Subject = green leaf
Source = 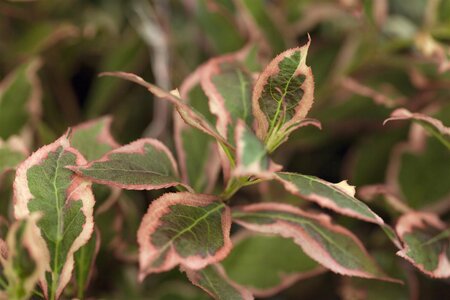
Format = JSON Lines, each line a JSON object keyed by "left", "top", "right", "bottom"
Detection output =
{"left": 175, "top": 71, "right": 221, "bottom": 193}
{"left": 74, "top": 227, "right": 100, "bottom": 300}
{"left": 200, "top": 46, "right": 254, "bottom": 144}
{"left": 396, "top": 212, "right": 450, "bottom": 278}
{"left": 137, "top": 193, "right": 231, "bottom": 279}
{"left": 234, "top": 120, "right": 280, "bottom": 177}
{"left": 71, "top": 138, "right": 187, "bottom": 191}
{"left": 252, "top": 40, "right": 314, "bottom": 151}
{"left": 13, "top": 134, "right": 95, "bottom": 300}
{"left": 232, "top": 203, "right": 397, "bottom": 282}
{"left": 1, "top": 214, "right": 46, "bottom": 300}
{"left": 390, "top": 137, "right": 450, "bottom": 209}
{"left": 384, "top": 108, "right": 450, "bottom": 150}
{"left": 0, "top": 137, "right": 27, "bottom": 178}
{"left": 222, "top": 232, "right": 323, "bottom": 297}
{"left": 99, "top": 72, "right": 232, "bottom": 149}
{"left": 70, "top": 116, "right": 120, "bottom": 161}
{"left": 275, "top": 172, "right": 384, "bottom": 224}
{"left": 0, "top": 58, "right": 42, "bottom": 139}
{"left": 184, "top": 265, "right": 253, "bottom": 300}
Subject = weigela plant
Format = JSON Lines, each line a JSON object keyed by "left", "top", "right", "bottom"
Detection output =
{"left": 1, "top": 36, "right": 450, "bottom": 300}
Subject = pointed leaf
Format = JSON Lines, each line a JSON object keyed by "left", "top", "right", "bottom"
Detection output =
{"left": 222, "top": 231, "right": 324, "bottom": 297}
{"left": 200, "top": 46, "right": 254, "bottom": 144}
{"left": 71, "top": 116, "right": 120, "bottom": 161}
{"left": 138, "top": 193, "right": 231, "bottom": 279}
{"left": 1, "top": 213, "right": 47, "bottom": 300}
{"left": 252, "top": 39, "right": 314, "bottom": 147}
{"left": 234, "top": 120, "right": 281, "bottom": 177}
{"left": 184, "top": 265, "right": 253, "bottom": 300}
{"left": 275, "top": 172, "right": 384, "bottom": 224}
{"left": 384, "top": 108, "right": 450, "bottom": 150}
{"left": 0, "top": 58, "right": 42, "bottom": 139}
{"left": 13, "top": 134, "right": 95, "bottom": 299}
{"left": 71, "top": 138, "right": 188, "bottom": 191}
{"left": 232, "top": 203, "right": 396, "bottom": 282}
{"left": 396, "top": 212, "right": 450, "bottom": 278}
{"left": 74, "top": 227, "right": 100, "bottom": 299}
{"left": 99, "top": 72, "right": 232, "bottom": 149}
{"left": 0, "top": 137, "right": 28, "bottom": 178}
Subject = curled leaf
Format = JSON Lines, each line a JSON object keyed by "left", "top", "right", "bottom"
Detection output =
{"left": 99, "top": 72, "right": 231, "bottom": 149}
{"left": 138, "top": 193, "right": 231, "bottom": 279}
{"left": 13, "top": 134, "right": 95, "bottom": 299}
{"left": 396, "top": 212, "right": 450, "bottom": 278}
{"left": 71, "top": 138, "right": 188, "bottom": 191}
{"left": 184, "top": 264, "right": 253, "bottom": 300}
{"left": 233, "top": 203, "right": 398, "bottom": 282}
{"left": 384, "top": 108, "right": 450, "bottom": 150}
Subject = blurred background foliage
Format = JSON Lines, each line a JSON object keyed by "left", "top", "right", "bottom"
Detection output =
{"left": 1, "top": 0, "right": 450, "bottom": 299}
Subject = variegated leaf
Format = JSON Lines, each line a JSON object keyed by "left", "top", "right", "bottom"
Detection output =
{"left": 200, "top": 46, "right": 254, "bottom": 144}
{"left": 384, "top": 108, "right": 450, "bottom": 150}
{"left": 184, "top": 265, "right": 253, "bottom": 300}
{"left": 396, "top": 212, "right": 450, "bottom": 278}
{"left": 1, "top": 213, "right": 46, "bottom": 300}
{"left": 233, "top": 203, "right": 397, "bottom": 282}
{"left": 275, "top": 172, "right": 384, "bottom": 224}
{"left": 0, "top": 58, "right": 42, "bottom": 139}
{"left": 175, "top": 68, "right": 221, "bottom": 193}
{"left": 234, "top": 120, "right": 281, "bottom": 177}
{"left": 222, "top": 231, "right": 324, "bottom": 297}
{"left": 71, "top": 138, "right": 188, "bottom": 191}
{"left": 138, "top": 193, "right": 231, "bottom": 279}
{"left": 70, "top": 116, "right": 120, "bottom": 161}
{"left": 252, "top": 39, "right": 314, "bottom": 150}
{"left": 13, "top": 134, "right": 95, "bottom": 299}
{"left": 99, "top": 72, "right": 231, "bottom": 149}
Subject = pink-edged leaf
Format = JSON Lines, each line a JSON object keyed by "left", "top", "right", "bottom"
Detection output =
{"left": 252, "top": 38, "right": 314, "bottom": 149}
{"left": 222, "top": 231, "right": 325, "bottom": 297}
{"left": 184, "top": 264, "right": 254, "bottom": 300}
{"left": 13, "top": 134, "right": 95, "bottom": 299}
{"left": 200, "top": 45, "right": 254, "bottom": 143}
{"left": 71, "top": 116, "right": 120, "bottom": 161}
{"left": 234, "top": 120, "right": 281, "bottom": 177}
{"left": 99, "top": 72, "right": 232, "bottom": 149}
{"left": 232, "top": 203, "right": 399, "bottom": 282}
{"left": 275, "top": 172, "right": 384, "bottom": 224}
{"left": 174, "top": 67, "right": 221, "bottom": 193}
{"left": 70, "top": 138, "right": 189, "bottom": 191}
{"left": 0, "top": 58, "right": 42, "bottom": 140}
{"left": 138, "top": 192, "right": 231, "bottom": 279}
{"left": 74, "top": 227, "right": 100, "bottom": 298}
{"left": 384, "top": 108, "right": 450, "bottom": 150}
{"left": 396, "top": 212, "right": 450, "bottom": 278}
{"left": 1, "top": 213, "right": 47, "bottom": 300}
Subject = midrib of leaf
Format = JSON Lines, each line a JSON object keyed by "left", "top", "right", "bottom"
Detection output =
{"left": 233, "top": 211, "right": 364, "bottom": 270}
{"left": 203, "top": 270, "right": 220, "bottom": 297}
{"left": 156, "top": 203, "right": 225, "bottom": 256}
{"left": 267, "top": 60, "right": 297, "bottom": 142}
{"left": 50, "top": 149, "right": 64, "bottom": 300}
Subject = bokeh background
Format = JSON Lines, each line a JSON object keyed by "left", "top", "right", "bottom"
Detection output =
{"left": 1, "top": 0, "right": 450, "bottom": 299}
